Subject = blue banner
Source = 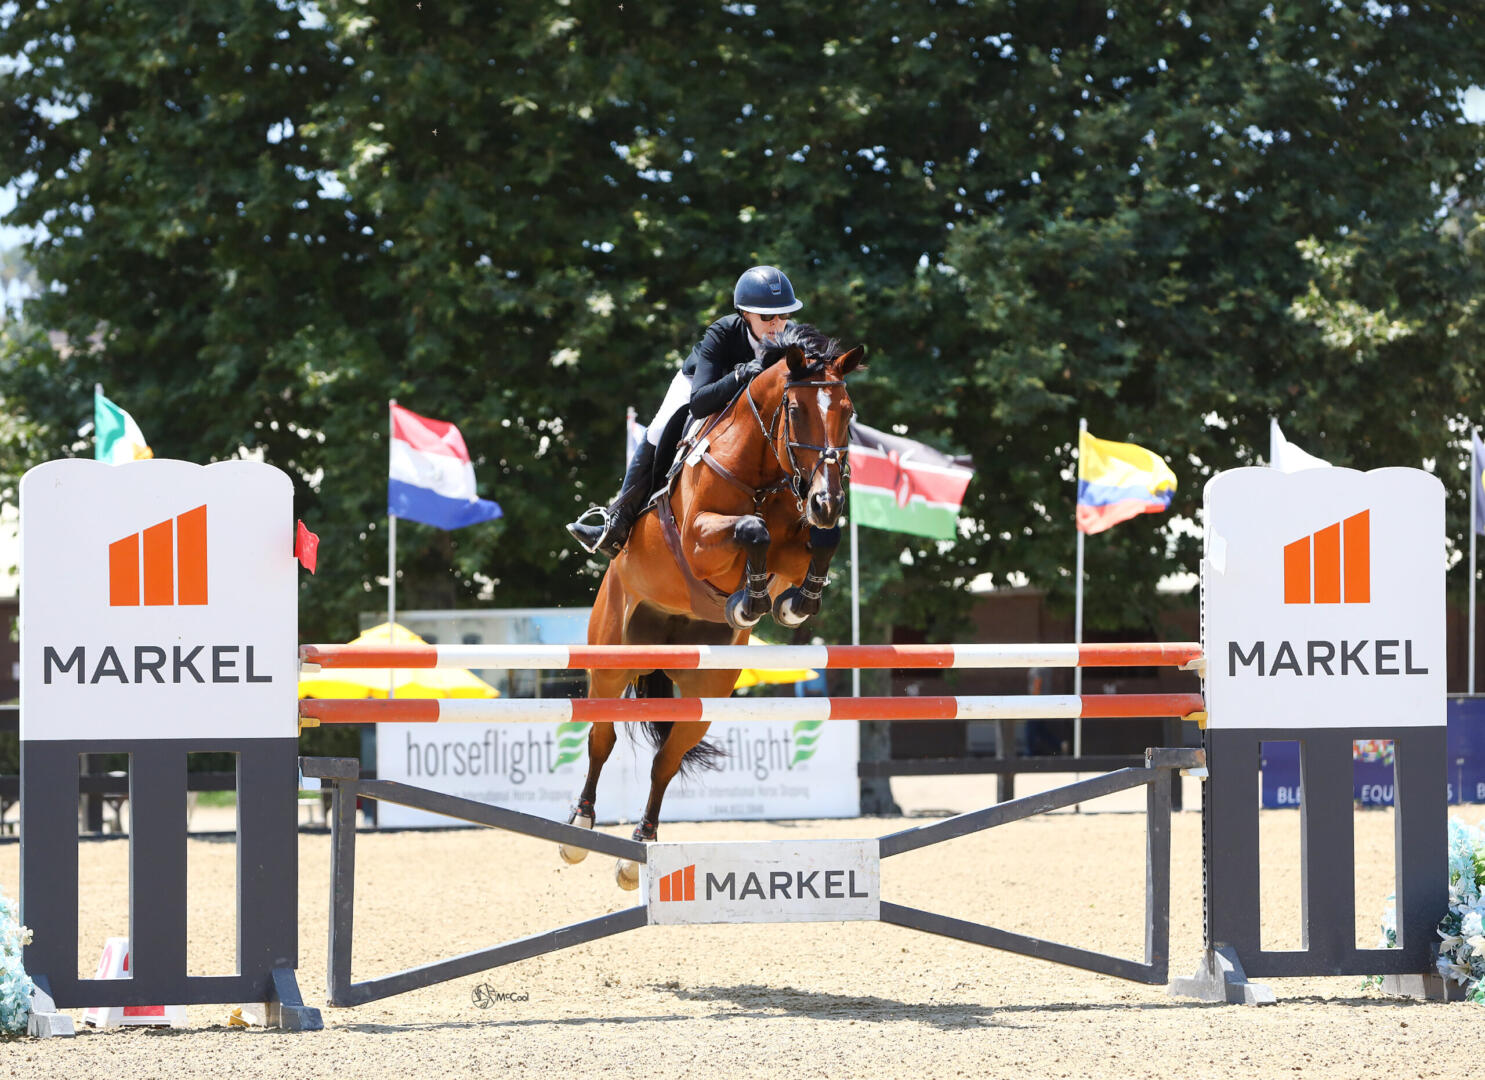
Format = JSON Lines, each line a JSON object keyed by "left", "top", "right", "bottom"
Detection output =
{"left": 1259, "top": 697, "right": 1485, "bottom": 807}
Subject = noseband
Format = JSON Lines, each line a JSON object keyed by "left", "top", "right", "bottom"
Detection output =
{"left": 744, "top": 374, "right": 852, "bottom": 510}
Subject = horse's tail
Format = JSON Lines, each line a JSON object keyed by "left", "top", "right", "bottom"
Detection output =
{"left": 631, "top": 671, "right": 727, "bottom": 776}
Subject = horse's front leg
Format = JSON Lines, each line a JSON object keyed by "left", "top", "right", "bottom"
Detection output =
{"left": 691, "top": 510, "right": 772, "bottom": 630}
{"left": 773, "top": 525, "right": 840, "bottom": 628}
{"left": 559, "top": 666, "right": 627, "bottom": 864}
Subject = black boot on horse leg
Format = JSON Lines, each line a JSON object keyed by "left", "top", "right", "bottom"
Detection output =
{"left": 567, "top": 441, "right": 657, "bottom": 558}
{"left": 774, "top": 525, "right": 841, "bottom": 628}
{"left": 724, "top": 515, "right": 772, "bottom": 630}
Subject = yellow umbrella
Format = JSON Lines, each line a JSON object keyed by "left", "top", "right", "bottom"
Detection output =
{"left": 733, "top": 634, "right": 820, "bottom": 690}
{"left": 298, "top": 622, "right": 500, "bottom": 699}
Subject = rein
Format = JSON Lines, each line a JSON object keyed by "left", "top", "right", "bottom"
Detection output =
{"left": 742, "top": 374, "right": 852, "bottom": 509}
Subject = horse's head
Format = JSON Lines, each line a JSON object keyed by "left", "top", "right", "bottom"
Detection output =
{"left": 757, "top": 326, "right": 866, "bottom": 530}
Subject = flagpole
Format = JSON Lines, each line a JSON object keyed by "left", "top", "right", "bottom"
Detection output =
{"left": 388, "top": 400, "right": 397, "bottom": 701}
{"left": 850, "top": 515, "right": 861, "bottom": 698}
{"left": 1073, "top": 418, "right": 1087, "bottom": 759}
{"left": 1472, "top": 429, "right": 1478, "bottom": 694}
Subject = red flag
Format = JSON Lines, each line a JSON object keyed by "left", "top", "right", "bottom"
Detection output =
{"left": 295, "top": 520, "right": 320, "bottom": 574}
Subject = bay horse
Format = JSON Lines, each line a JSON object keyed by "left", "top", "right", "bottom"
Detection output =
{"left": 560, "top": 325, "right": 865, "bottom": 888}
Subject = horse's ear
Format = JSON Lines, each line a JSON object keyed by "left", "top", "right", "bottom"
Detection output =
{"left": 785, "top": 345, "right": 808, "bottom": 377}
{"left": 834, "top": 344, "right": 867, "bottom": 375}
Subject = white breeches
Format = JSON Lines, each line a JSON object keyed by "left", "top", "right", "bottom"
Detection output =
{"left": 645, "top": 370, "right": 693, "bottom": 447}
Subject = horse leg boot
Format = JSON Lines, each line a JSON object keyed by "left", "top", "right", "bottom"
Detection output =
{"left": 724, "top": 515, "right": 772, "bottom": 631}
{"left": 558, "top": 721, "right": 617, "bottom": 864}
{"left": 566, "top": 441, "right": 657, "bottom": 558}
{"left": 773, "top": 526, "right": 841, "bottom": 628}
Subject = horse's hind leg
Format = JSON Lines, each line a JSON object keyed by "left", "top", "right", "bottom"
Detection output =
{"left": 615, "top": 719, "right": 713, "bottom": 891}
{"left": 773, "top": 525, "right": 841, "bottom": 628}
{"left": 558, "top": 719, "right": 617, "bottom": 864}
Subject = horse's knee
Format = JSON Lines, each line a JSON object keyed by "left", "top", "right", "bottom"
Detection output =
{"left": 588, "top": 722, "right": 617, "bottom": 762}
{"left": 733, "top": 515, "right": 769, "bottom": 554}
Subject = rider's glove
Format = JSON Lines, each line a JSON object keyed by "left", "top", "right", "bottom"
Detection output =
{"left": 736, "top": 359, "right": 765, "bottom": 383}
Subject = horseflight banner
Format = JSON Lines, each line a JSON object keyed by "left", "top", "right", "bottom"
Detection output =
{"left": 1202, "top": 466, "right": 1445, "bottom": 730}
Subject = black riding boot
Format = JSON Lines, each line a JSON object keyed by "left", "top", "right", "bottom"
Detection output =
{"left": 566, "top": 441, "right": 657, "bottom": 558}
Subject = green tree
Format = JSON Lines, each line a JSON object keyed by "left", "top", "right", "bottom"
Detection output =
{"left": 1, "top": 1, "right": 1483, "bottom": 645}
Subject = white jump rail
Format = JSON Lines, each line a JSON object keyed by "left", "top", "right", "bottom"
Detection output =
{"left": 299, "top": 641, "right": 1205, "bottom": 673}
{"left": 297, "top": 692, "right": 1207, "bottom": 726}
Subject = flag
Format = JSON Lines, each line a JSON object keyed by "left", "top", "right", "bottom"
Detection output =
{"left": 388, "top": 403, "right": 503, "bottom": 530}
{"left": 847, "top": 421, "right": 974, "bottom": 541}
{"left": 1473, "top": 430, "right": 1485, "bottom": 536}
{"left": 626, "top": 406, "right": 647, "bottom": 464}
{"left": 295, "top": 520, "right": 320, "bottom": 574}
{"left": 1270, "top": 419, "right": 1330, "bottom": 473}
{"left": 1076, "top": 429, "right": 1177, "bottom": 535}
{"left": 94, "top": 387, "right": 152, "bottom": 464}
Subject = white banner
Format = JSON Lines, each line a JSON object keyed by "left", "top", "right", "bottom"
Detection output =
{"left": 645, "top": 840, "right": 879, "bottom": 924}
{"left": 1202, "top": 466, "right": 1444, "bottom": 729}
{"left": 20, "top": 459, "right": 297, "bottom": 741}
{"left": 374, "top": 715, "right": 860, "bottom": 828}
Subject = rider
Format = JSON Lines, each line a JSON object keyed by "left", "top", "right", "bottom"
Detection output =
{"left": 566, "top": 265, "right": 804, "bottom": 558}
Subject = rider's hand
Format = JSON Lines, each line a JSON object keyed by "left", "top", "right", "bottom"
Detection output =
{"left": 737, "top": 359, "right": 765, "bottom": 382}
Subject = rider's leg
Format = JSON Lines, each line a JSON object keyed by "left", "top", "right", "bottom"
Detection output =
{"left": 566, "top": 440, "right": 656, "bottom": 557}
{"left": 567, "top": 370, "right": 688, "bottom": 557}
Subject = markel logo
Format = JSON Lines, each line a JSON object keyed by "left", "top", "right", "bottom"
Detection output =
{"left": 41, "top": 502, "right": 274, "bottom": 686}
{"left": 1283, "top": 509, "right": 1370, "bottom": 605}
{"left": 109, "top": 504, "right": 209, "bottom": 607}
{"left": 657, "top": 865, "right": 696, "bottom": 903}
{"left": 1227, "top": 506, "right": 1428, "bottom": 680}
{"left": 656, "top": 862, "right": 869, "bottom": 903}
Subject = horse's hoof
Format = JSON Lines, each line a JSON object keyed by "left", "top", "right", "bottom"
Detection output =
{"left": 558, "top": 810, "right": 594, "bottom": 864}
{"left": 725, "top": 590, "right": 764, "bottom": 630}
{"left": 615, "top": 858, "right": 641, "bottom": 891}
{"left": 772, "top": 587, "right": 815, "bottom": 628}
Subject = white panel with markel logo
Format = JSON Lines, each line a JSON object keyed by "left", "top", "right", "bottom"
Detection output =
{"left": 20, "top": 459, "right": 297, "bottom": 741}
{"left": 645, "top": 840, "right": 879, "bottom": 924}
{"left": 1202, "top": 467, "right": 1444, "bottom": 729}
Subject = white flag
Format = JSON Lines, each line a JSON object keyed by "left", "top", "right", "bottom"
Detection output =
{"left": 1269, "top": 419, "right": 1330, "bottom": 473}
{"left": 626, "top": 406, "right": 647, "bottom": 464}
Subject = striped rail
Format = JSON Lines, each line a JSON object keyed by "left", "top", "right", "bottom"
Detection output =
{"left": 299, "top": 642, "right": 1204, "bottom": 672}
{"left": 297, "top": 692, "right": 1207, "bottom": 726}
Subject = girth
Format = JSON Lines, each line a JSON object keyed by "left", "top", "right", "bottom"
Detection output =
{"left": 654, "top": 494, "right": 732, "bottom": 623}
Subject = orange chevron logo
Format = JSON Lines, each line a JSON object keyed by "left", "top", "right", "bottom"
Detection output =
{"left": 1283, "top": 509, "right": 1370, "bottom": 605}
{"left": 657, "top": 864, "right": 696, "bottom": 902}
{"left": 109, "top": 505, "right": 208, "bottom": 607}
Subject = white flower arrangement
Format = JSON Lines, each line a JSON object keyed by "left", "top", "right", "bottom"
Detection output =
{"left": 1435, "top": 819, "right": 1485, "bottom": 1002}
{"left": 1377, "top": 819, "right": 1485, "bottom": 1002}
{"left": 0, "top": 886, "right": 36, "bottom": 1035}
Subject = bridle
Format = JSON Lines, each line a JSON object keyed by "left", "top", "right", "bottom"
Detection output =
{"left": 743, "top": 371, "right": 852, "bottom": 511}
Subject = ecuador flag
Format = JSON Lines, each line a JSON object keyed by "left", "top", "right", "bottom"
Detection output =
{"left": 1076, "top": 430, "right": 1177, "bottom": 535}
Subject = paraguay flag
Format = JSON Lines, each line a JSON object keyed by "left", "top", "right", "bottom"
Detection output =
{"left": 388, "top": 403, "right": 503, "bottom": 530}
{"left": 1076, "top": 429, "right": 1177, "bottom": 535}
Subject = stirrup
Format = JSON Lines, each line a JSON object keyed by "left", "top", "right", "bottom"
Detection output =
{"left": 567, "top": 506, "right": 610, "bottom": 554}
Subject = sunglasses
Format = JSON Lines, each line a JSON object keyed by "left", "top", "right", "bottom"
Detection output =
{"left": 752, "top": 312, "right": 787, "bottom": 323}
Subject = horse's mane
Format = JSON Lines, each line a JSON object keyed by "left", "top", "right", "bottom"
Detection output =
{"left": 761, "top": 324, "right": 841, "bottom": 379}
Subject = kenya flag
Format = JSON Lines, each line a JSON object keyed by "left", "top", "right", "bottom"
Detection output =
{"left": 848, "top": 421, "right": 974, "bottom": 541}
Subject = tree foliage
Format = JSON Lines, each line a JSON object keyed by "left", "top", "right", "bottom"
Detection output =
{"left": 2, "top": 1, "right": 1483, "bottom": 642}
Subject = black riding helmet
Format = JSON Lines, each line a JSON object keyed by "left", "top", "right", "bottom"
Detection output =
{"left": 733, "top": 265, "right": 804, "bottom": 315}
